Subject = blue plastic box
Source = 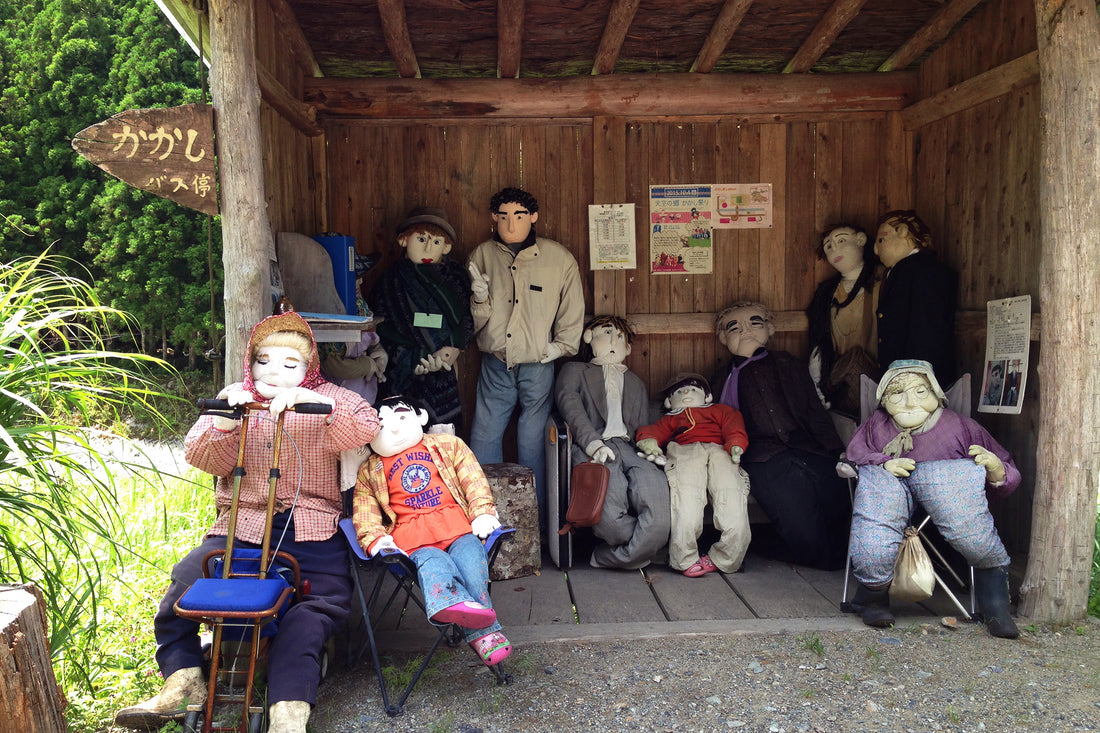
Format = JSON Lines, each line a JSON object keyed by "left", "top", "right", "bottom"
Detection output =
{"left": 312, "top": 235, "right": 357, "bottom": 316}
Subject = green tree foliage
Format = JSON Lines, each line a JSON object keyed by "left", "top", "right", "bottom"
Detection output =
{"left": 0, "top": 0, "right": 222, "bottom": 361}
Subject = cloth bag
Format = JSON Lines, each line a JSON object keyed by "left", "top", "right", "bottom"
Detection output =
{"left": 558, "top": 461, "right": 610, "bottom": 535}
{"left": 889, "top": 526, "right": 935, "bottom": 602}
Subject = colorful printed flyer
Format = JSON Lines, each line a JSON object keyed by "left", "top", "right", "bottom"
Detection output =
{"left": 649, "top": 185, "right": 713, "bottom": 275}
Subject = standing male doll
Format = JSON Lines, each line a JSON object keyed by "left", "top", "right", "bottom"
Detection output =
{"left": 467, "top": 187, "right": 584, "bottom": 532}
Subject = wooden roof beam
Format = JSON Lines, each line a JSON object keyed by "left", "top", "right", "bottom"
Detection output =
{"left": 497, "top": 0, "right": 525, "bottom": 78}
{"left": 377, "top": 0, "right": 420, "bottom": 78}
{"left": 269, "top": 0, "right": 321, "bottom": 77}
{"left": 591, "top": 0, "right": 641, "bottom": 75}
{"left": 305, "top": 71, "right": 917, "bottom": 118}
{"left": 878, "top": 0, "right": 985, "bottom": 72}
{"left": 783, "top": 0, "right": 869, "bottom": 74}
{"left": 690, "top": 0, "right": 755, "bottom": 74}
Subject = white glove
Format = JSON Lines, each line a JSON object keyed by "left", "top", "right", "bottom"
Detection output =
{"left": 212, "top": 383, "right": 250, "bottom": 431}
{"left": 471, "top": 513, "right": 501, "bottom": 540}
{"left": 468, "top": 262, "right": 490, "bottom": 302}
{"left": 585, "top": 440, "right": 615, "bottom": 464}
{"left": 730, "top": 446, "right": 743, "bottom": 464}
{"left": 883, "top": 457, "right": 916, "bottom": 478}
{"left": 368, "top": 535, "right": 405, "bottom": 557}
{"left": 969, "top": 445, "right": 1006, "bottom": 484}
{"left": 267, "top": 387, "right": 335, "bottom": 419}
{"left": 539, "top": 342, "right": 564, "bottom": 364}
{"left": 414, "top": 353, "right": 445, "bottom": 375}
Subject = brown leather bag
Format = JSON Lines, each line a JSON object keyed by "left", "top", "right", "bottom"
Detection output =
{"left": 557, "top": 461, "right": 610, "bottom": 535}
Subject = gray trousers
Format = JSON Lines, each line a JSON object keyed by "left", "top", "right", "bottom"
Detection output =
{"left": 573, "top": 437, "right": 671, "bottom": 569}
{"left": 665, "top": 441, "right": 751, "bottom": 573}
{"left": 849, "top": 459, "right": 1010, "bottom": 588}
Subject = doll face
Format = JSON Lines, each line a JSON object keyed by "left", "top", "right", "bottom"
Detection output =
{"left": 400, "top": 228, "right": 452, "bottom": 264}
{"left": 250, "top": 345, "right": 308, "bottom": 399}
{"left": 491, "top": 200, "right": 538, "bottom": 245}
{"left": 716, "top": 305, "right": 774, "bottom": 358}
{"left": 822, "top": 227, "right": 866, "bottom": 278}
{"left": 874, "top": 222, "right": 913, "bottom": 268}
{"left": 882, "top": 373, "right": 941, "bottom": 429}
{"left": 370, "top": 403, "right": 428, "bottom": 458}
{"left": 586, "top": 324, "right": 631, "bottom": 365}
{"left": 665, "top": 385, "right": 710, "bottom": 411}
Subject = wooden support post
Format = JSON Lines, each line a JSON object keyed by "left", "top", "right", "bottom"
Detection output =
{"left": 1, "top": 584, "right": 67, "bottom": 732}
{"left": 209, "top": 0, "right": 272, "bottom": 384}
{"left": 1020, "top": 0, "right": 1100, "bottom": 623}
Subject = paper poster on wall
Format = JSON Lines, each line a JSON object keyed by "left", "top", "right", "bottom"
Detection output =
{"left": 648, "top": 185, "right": 712, "bottom": 275}
{"left": 977, "top": 295, "right": 1030, "bottom": 415}
{"left": 588, "top": 203, "right": 637, "bottom": 270}
{"left": 711, "top": 183, "right": 773, "bottom": 229}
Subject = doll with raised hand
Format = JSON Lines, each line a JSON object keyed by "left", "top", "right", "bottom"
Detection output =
{"left": 846, "top": 359, "right": 1020, "bottom": 638}
{"left": 353, "top": 396, "right": 511, "bottom": 666}
{"left": 636, "top": 374, "right": 751, "bottom": 577}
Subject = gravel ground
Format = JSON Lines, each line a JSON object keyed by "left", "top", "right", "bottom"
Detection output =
{"left": 310, "top": 619, "right": 1100, "bottom": 733}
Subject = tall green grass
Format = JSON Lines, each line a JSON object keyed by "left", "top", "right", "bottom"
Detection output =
{"left": 57, "top": 465, "right": 216, "bottom": 732}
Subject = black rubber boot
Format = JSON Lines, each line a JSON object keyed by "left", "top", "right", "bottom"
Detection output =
{"left": 852, "top": 583, "right": 895, "bottom": 628}
{"left": 974, "top": 566, "right": 1020, "bottom": 639}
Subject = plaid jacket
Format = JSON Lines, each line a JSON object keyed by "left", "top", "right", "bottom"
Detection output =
{"left": 185, "top": 381, "right": 379, "bottom": 543}
{"left": 352, "top": 433, "right": 496, "bottom": 553}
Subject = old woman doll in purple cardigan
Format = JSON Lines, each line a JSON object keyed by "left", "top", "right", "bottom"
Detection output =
{"left": 846, "top": 359, "right": 1020, "bottom": 638}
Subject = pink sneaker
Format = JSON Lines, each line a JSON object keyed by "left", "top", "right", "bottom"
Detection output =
{"left": 683, "top": 554, "right": 718, "bottom": 577}
{"left": 470, "top": 631, "right": 511, "bottom": 666}
{"left": 430, "top": 601, "right": 497, "bottom": 628}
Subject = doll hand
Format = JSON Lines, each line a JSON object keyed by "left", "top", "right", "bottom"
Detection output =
{"left": 636, "top": 438, "right": 666, "bottom": 465}
{"left": 434, "top": 346, "right": 460, "bottom": 369}
{"left": 585, "top": 440, "right": 615, "bottom": 464}
{"left": 267, "top": 387, "right": 335, "bottom": 419}
{"left": 539, "top": 342, "right": 564, "bottom": 363}
{"left": 414, "top": 354, "right": 440, "bottom": 375}
{"left": 369, "top": 535, "right": 405, "bottom": 557}
{"left": 730, "top": 446, "right": 743, "bottom": 464}
{"left": 220, "top": 385, "right": 253, "bottom": 407}
{"left": 471, "top": 513, "right": 501, "bottom": 540}
{"left": 883, "top": 457, "right": 916, "bottom": 478}
{"left": 468, "top": 262, "right": 490, "bottom": 302}
{"left": 969, "top": 445, "right": 1006, "bottom": 484}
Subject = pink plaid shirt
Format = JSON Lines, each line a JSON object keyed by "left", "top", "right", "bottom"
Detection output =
{"left": 185, "top": 382, "right": 380, "bottom": 543}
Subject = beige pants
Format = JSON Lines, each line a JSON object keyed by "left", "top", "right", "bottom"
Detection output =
{"left": 665, "top": 441, "right": 751, "bottom": 573}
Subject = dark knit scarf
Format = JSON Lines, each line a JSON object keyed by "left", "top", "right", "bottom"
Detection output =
{"left": 368, "top": 256, "right": 473, "bottom": 422}
{"left": 494, "top": 228, "right": 537, "bottom": 254}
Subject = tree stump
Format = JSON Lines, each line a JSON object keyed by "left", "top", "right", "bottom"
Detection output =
{"left": 482, "top": 463, "right": 541, "bottom": 580}
{"left": 1, "top": 584, "right": 67, "bottom": 732}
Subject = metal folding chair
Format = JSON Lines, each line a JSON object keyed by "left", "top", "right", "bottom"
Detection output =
{"left": 839, "top": 374, "right": 976, "bottom": 620}
{"left": 338, "top": 519, "right": 515, "bottom": 717}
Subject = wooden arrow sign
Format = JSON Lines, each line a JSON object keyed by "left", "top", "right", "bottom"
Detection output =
{"left": 72, "top": 103, "right": 219, "bottom": 215}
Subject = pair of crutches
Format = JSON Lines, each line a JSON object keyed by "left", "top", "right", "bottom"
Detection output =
{"left": 174, "top": 398, "right": 330, "bottom": 733}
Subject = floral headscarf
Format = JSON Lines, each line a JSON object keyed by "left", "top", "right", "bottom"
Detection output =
{"left": 240, "top": 311, "right": 326, "bottom": 401}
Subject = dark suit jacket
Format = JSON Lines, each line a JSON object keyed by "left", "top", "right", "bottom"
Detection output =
{"left": 554, "top": 361, "right": 656, "bottom": 453}
{"left": 876, "top": 250, "right": 958, "bottom": 383}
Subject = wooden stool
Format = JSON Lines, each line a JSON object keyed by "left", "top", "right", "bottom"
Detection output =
{"left": 482, "top": 463, "right": 541, "bottom": 579}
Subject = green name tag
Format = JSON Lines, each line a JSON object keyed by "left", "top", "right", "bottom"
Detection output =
{"left": 413, "top": 312, "right": 443, "bottom": 329}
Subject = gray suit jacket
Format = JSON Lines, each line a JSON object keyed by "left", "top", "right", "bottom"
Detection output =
{"left": 554, "top": 361, "right": 656, "bottom": 454}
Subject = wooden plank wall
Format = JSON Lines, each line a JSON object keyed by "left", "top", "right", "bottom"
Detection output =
{"left": 913, "top": 0, "right": 1040, "bottom": 557}
{"left": 318, "top": 116, "right": 893, "bottom": 436}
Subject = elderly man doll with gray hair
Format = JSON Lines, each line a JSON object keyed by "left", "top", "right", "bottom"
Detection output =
{"left": 846, "top": 359, "right": 1020, "bottom": 638}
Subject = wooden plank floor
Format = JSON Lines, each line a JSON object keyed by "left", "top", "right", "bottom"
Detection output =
{"left": 355, "top": 545, "right": 975, "bottom": 654}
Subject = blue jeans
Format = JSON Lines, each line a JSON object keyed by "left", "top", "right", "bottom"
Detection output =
{"left": 410, "top": 533, "right": 500, "bottom": 643}
{"left": 470, "top": 356, "right": 553, "bottom": 530}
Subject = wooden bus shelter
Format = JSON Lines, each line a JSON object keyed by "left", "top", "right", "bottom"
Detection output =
{"left": 157, "top": 0, "right": 1099, "bottom": 623}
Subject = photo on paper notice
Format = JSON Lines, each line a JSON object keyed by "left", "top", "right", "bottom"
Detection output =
{"left": 978, "top": 295, "right": 1030, "bottom": 415}
{"left": 649, "top": 185, "right": 712, "bottom": 275}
